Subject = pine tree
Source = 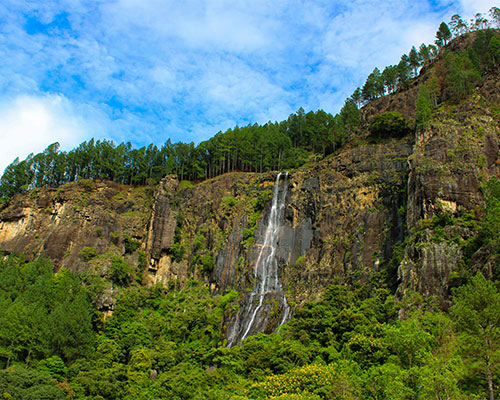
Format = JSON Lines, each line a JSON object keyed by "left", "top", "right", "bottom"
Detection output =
{"left": 449, "top": 14, "right": 468, "bottom": 36}
{"left": 396, "top": 55, "right": 411, "bottom": 90}
{"left": 490, "top": 7, "right": 500, "bottom": 28}
{"left": 351, "top": 87, "right": 362, "bottom": 108}
{"left": 362, "top": 67, "right": 384, "bottom": 101}
{"left": 409, "top": 46, "right": 421, "bottom": 77}
{"left": 419, "top": 44, "right": 431, "bottom": 66}
{"left": 451, "top": 273, "right": 500, "bottom": 400}
{"left": 436, "top": 22, "right": 452, "bottom": 48}
{"left": 382, "top": 65, "right": 398, "bottom": 93}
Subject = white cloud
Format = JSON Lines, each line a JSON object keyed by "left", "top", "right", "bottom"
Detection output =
{"left": 458, "top": 0, "right": 498, "bottom": 17}
{"left": 111, "top": 0, "right": 282, "bottom": 53}
{"left": 0, "top": 94, "right": 96, "bottom": 174}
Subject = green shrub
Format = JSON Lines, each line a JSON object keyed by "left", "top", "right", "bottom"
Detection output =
{"left": 80, "top": 246, "right": 98, "bottom": 261}
{"left": 199, "top": 254, "right": 216, "bottom": 274}
{"left": 178, "top": 180, "right": 195, "bottom": 190}
{"left": 37, "top": 356, "right": 67, "bottom": 381}
{"left": 77, "top": 178, "right": 96, "bottom": 192}
{"left": 370, "top": 112, "right": 410, "bottom": 138}
{"left": 193, "top": 234, "right": 206, "bottom": 252}
{"left": 109, "top": 256, "right": 133, "bottom": 285}
{"left": 221, "top": 196, "right": 238, "bottom": 208}
{"left": 123, "top": 235, "right": 140, "bottom": 254}
{"left": 170, "top": 242, "right": 185, "bottom": 263}
{"left": 253, "top": 190, "right": 273, "bottom": 212}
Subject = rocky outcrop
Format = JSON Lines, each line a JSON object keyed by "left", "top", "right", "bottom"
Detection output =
{"left": 0, "top": 134, "right": 412, "bottom": 340}
{"left": 145, "top": 175, "right": 178, "bottom": 284}
{"left": 0, "top": 180, "right": 153, "bottom": 273}
{"left": 398, "top": 87, "right": 500, "bottom": 309}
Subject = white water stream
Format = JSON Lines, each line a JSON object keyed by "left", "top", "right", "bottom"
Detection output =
{"left": 239, "top": 172, "right": 290, "bottom": 342}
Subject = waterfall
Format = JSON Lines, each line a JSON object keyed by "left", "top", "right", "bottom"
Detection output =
{"left": 228, "top": 172, "right": 290, "bottom": 346}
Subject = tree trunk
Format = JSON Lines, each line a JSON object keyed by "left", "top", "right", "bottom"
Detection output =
{"left": 487, "top": 353, "right": 495, "bottom": 400}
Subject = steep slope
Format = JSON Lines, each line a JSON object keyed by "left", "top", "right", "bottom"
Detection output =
{"left": 0, "top": 29, "right": 499, "bottom": 345}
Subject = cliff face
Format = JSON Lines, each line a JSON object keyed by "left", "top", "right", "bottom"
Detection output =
{"left": 398, "top": 86, "right": 500, "bottom": 309}
{"left": 0, "top": 179, "right": 153, "bottom": 273}
{"left": 1, "top": 79, "right": 498, "bottom": 337}
{"left": 0, "top": 135, "right": 412, "bottom": 339}
{"left": 1, "top": 35, "right": 499, "bottom": 343}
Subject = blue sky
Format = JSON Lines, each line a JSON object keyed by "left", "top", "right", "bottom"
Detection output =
{"left": 0, "top": 0, "right": 497, "bottom": 173}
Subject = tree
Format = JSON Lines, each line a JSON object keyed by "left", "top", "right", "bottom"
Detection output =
{"left": 382, "top": 65, "right": 398, "bottom": 93}
{"left": 444, "top": 51, "right": 481, "bottom": 101}
{"left": 471, "top": 13, "right": 489, "bottom": 31}
{"left": 489, "top": 35, "right": 500, "bottom": 66}
{"left": 408, "top": 46, "right": 421, "bottom": 77}
{"left": 490, "top": 7, "right": 500, "bottom": 28}
{"left": 451, "top": 273, "right": 500, "bottom": 400}
{"left": 428, "top": 44, "right": 438, "bottom": 60}
{"left": 416, "top": 86, "right": 432, "bottom": 129}
{"left": 418, "top": 44, "right": 431, "bottom": 66}
{"left": 396, "top": 55, "right": 412, "bottom": 90}
{"left": 362, "top": 67, "right": 384, "bottom": 101}
{"left": 449, "top": 14, "right": 468, "bottom": 36}
{"left": 426, "top": 75, "right": 440, "bottom": 107}
{"left": 0, "top": 366, "right": 67, "bottom": 400}
{"left": 350, "top": 87, "right": 362, "bottom": 108}
{"left": 339, "top": 99, "right": 361, "bottom": 130}
{"left": 435, "top": 22, "right": 452, "bottom": 47}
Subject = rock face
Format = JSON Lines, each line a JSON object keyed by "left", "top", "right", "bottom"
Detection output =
{"left": 0, "top": 137, "right": 414, "bottom": 343}
{"left": 397, "top": 91, "right": 500, "bottom": 309}
{"left": 145, "top": 176, "right": 178, "bottom": 284}
{"left": 0, "top": 180, "right": 153, "bottom": 273}
{"left": 226, "top": 173, "right": 291, "bottom": 346}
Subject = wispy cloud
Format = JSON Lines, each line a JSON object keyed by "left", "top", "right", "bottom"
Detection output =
{"left": 0, "top": 0, "right": 497, "bottom": 171}
{"left": 458, "top": 0, "right": 497, "bottom": 17}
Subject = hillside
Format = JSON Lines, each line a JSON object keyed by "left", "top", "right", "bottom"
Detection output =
{"left": 0, "top": 26, "right": 500, "bottom": 399}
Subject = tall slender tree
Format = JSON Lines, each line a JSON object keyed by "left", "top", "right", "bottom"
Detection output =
{"left": 409, "top": 46, "right": 422, "bottom": 76}
{"left": 436, "top": 22, "right": 452, "bottom": 47}
{"left": 451, "top": 273, "right": 500, "bottom": 400}
{"left": 449, "top": 14, "right": 468, "bottom": 36}
{"left": 490, "top": 7, "right": 500, "bottom": 28}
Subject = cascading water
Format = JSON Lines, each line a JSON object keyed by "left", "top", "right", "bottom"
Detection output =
{"left": 227, "top": 172, "right": 290, "bottom": 346}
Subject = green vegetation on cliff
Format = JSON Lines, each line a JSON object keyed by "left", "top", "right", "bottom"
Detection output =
{"left": 1, "top": 253, "right": 500, "bottom": 399}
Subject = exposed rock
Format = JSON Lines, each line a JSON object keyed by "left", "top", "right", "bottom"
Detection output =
{"left": 146, "top": 175, "right": 178, "bottom": 267}
{"left": 0, "top": 180, "right": 153, "bottom": 273}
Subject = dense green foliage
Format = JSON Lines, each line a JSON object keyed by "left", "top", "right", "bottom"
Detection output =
{"left": 1, "top": 173, "right": 500, "bottom": 400}
{"left": 369, "top": 112, "right": 410, "bottom": 138}
{"left": 1, "top": 252, "right": 500, "bottom": 399}
{"left": 2, "top": 177, "right": 499, "bottom": 399}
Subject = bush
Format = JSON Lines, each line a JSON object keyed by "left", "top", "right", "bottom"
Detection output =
{"left": 169, "top": 242, "right": 185, "bottom": 263}
{"left": 123, "top": 235, "right": 140, "bottom": 254}
{"left": 221, "top": 196, "right": 238, "bottom": 208}
{"left": 80, "top": 246, "right": 98, "bottom": 261}
{"left": 109, "top": 256, "right": 133, "bottom": 285}
{"left": 369, "top": 112, "right": 410, "bottom": 138}
{"left": 0, "top": 366, "right": 67, "bottom": 400}
{"left": 199, "top": 254, "right": 216, "bottom": 274}
{"left": 37, "top": 356, "right": 67, "bottom": 381}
